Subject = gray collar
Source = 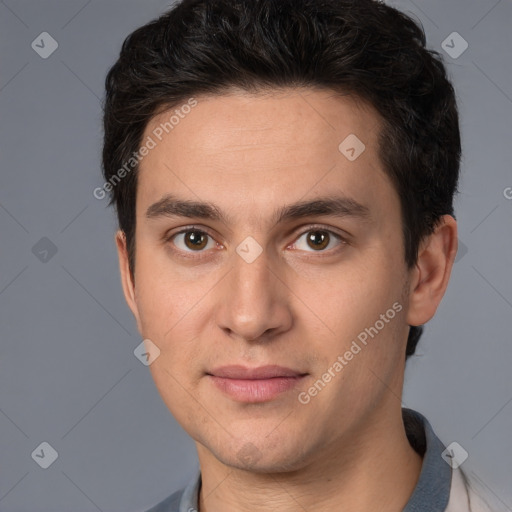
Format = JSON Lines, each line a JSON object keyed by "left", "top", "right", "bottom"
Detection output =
{"left": 402, "top": 408, "right": 452, "bottom": 511}
{"left": 150, "top": 408, "right": 451, "bottom": 512}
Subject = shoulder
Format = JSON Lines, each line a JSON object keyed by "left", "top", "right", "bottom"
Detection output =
{"left": 143, "top": 488, "right": 185, "bottom": 512}
{"left": 144, "top": 468, "right": 201, "bottom": 512}
{"left": 465, "top": 472, "right": 510, "bottom": 512}
{"left": 447, "top": 468, "right": 509, "bottom": 512}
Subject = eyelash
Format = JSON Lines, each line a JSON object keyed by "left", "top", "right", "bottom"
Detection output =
{"left": 165, "top": 225, "right": 348, "bottom": 259}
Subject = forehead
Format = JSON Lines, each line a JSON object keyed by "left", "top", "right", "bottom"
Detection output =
{"left": 143, "top": 88, "right": 381, "bottom": 164}
{"left": 136, "top": 88, "right": 395, "bottom": 226}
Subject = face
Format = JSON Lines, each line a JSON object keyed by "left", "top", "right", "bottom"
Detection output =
{"left": 116, "top": 88, "right": 449, "bottom": 473}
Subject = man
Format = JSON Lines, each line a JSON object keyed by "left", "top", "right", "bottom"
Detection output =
{"left": 101, "top": 0, "right": 502, "bottom": 510}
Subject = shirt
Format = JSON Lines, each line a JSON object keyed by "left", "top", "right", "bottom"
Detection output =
{"left": 144, "top": 408, "right": 497, "bottom": 512}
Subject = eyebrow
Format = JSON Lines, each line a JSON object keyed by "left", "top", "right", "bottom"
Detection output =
{"left": 145, "top": 193, "right": 371, "bottom": 226}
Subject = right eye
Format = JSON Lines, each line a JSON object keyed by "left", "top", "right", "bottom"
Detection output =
{"left": 167, "top": 228, "right": 220, "bottom": 255}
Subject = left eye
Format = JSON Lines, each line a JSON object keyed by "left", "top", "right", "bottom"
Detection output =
{"left": 292, "top": 229, "right": 344, "bottom": 252}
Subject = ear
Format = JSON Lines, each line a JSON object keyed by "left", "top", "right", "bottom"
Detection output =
{"left": 115, "top": 230, "right": 142, "bottom": 331}
{"left": 406, "top": 215, "right": 458, "bottom": 327}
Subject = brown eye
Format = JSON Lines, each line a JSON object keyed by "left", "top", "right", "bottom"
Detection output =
{"left": 184, "top": 231, "right": 208, "bottom": 250}
{"left": 306, "top": 231, "right": 330, "bottom": 251}
{"left": 171, "top": 229, "right": 215, "bottom": 252}
{"left": 292, "top": 228, "right": 344, "bottom": 253}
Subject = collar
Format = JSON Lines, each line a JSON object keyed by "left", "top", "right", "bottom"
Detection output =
{"left": 168, "top": 408, "right": 452, "bottom": 512}
{"left": 402, "top": 407, "right": 452, "bottom": 511}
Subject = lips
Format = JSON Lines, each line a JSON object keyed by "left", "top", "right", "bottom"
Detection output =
{"left": 206, "top": 365, "right": 308, "bottom": 403}
{"left": 208, "top": 364, "right": 306, "bottom": 379}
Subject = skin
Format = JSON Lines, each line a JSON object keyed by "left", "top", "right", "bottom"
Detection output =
{"left": 116, "top": 87, "right": 458, "bottom": 511}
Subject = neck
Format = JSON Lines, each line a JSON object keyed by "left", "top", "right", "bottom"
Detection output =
{"left": 196, "top": 407, "right": 423, "bottom": 512}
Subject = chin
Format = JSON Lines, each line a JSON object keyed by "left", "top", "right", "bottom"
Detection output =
{"left": 208, "top": 436, "right": 312, "bottom": 474}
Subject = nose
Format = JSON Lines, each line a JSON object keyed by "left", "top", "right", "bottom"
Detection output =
{"left": 214, "top": 244, "right": 293, "bottom": 343}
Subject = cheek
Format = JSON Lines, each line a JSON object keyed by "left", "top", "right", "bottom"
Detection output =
{"left": 133, "top": 248, "right": 192, "bottom": 329}
{"left": 297, "top": 256, "right": 399, "bottom": 336}
{"left": 132, "top": 251, "right": 214, "bottom": 369}
{"left": 293, "top": 253, "right": 407, "bottom": 386}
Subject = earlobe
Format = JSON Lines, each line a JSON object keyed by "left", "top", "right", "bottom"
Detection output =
{"left": 406, "top": 215, "right": 458, "bottom": 327}
{"left": 115, "top": 230, "right": 141, "bottom": 328}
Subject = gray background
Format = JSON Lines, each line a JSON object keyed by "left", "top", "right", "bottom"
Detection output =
{"left": 0, "top": 0, "right": 510, "bottom": 510}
